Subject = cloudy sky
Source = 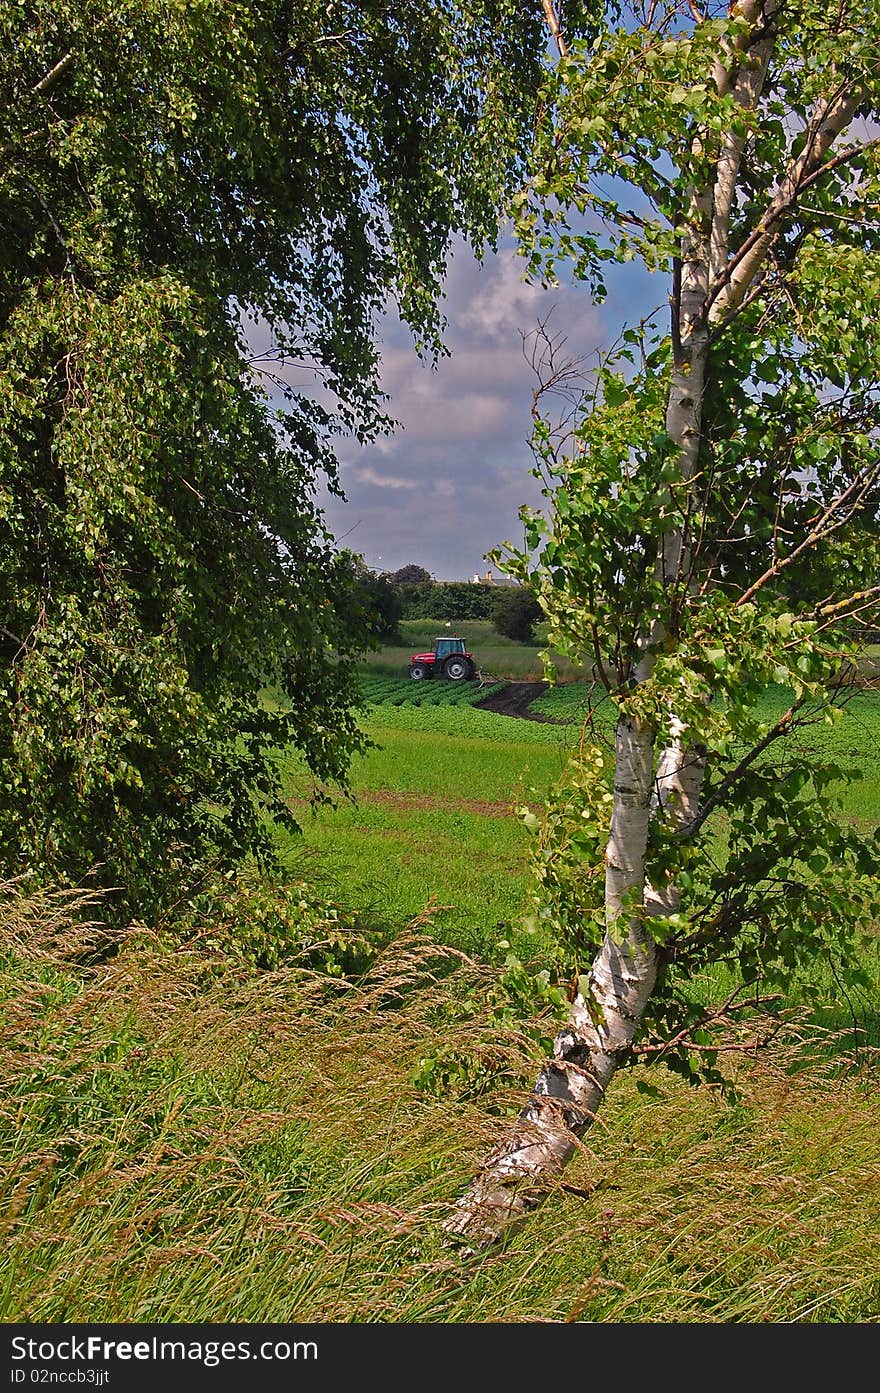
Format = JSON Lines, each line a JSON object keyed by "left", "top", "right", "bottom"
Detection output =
{"left": 315, "top": 238, "right": 660, "bottom": 582}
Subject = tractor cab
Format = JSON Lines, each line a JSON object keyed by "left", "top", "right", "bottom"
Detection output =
{"left": 409, "top": 635, "right": 475, "bottom": 682}
{"left": 434, "top": 636, "right": 466, "bottom": 660}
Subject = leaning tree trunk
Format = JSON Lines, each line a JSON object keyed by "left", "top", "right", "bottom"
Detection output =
{"left": 444, "top": 713, "right": 658, "bottom": 1244}
{"left": 444, "top": 326, "right": 712, "bottom": 1247}
{"left": 443, "top": 706, "right": 707, "bottom": 1246}
{"left": 443, "top": 17, "right": 730, "bottom": 1251}
{"left": 444, "top": 131, "right": 717, "bottom": 1251}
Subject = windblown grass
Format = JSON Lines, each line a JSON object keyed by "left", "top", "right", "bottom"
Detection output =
{"left": 2, "top": 883, "right": 878, "bottom": 1323}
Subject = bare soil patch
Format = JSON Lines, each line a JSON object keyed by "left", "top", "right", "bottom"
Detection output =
{"left": 473, "top": 680, "right": 564, "bottom": 723}
{"left": 361, "top": 789, "right": 514, "bottom": 817}
{"left": 287, "top": 789, "right": 520, "bottom": 818}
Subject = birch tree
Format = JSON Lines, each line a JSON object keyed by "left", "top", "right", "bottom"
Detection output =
{"left": 447, "top": 0, "right": 880, "bottom": 1245}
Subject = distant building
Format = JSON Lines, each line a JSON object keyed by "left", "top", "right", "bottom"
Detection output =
{"left": 472, "top": 568, "right": 517, "bottom": 586}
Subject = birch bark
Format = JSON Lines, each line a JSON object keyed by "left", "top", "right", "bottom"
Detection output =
{"left": 445, "top": 1, "right": 772, "bottom": 1247}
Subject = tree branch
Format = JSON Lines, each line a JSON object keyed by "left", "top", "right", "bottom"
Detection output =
{"left": 734, "top": 460, "right": 880, "bottom": 609}
{"left": 675, "top": 701, "right": 803, "bottom": 842}
{"left": 810, "top": 583, "right": 880, "bottom": 632}
{"left": 709, "top": 1, "right": 778, "bottom": 282}
{"left": 32, "top": 51, "right": 74, "bottom": 97}
{"left": 796, "top": 134, "right": 880, "bottom": 195}
{"left": 541, "top": 0, "right": 568, "bottom": 58}
{"left": 630, "top": 986, "right": 785, "bottom": 1061}
{"left": 709, "top": 84, "right": 864, "bottom": 325}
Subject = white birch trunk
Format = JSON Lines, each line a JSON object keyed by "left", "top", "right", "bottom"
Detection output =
{"left": 444, "top": 713, "right": 658, "bottom": 1244}
{"left": 444, "top": 128, "right": 718, "bottom": 1256}
{"left": 445, "top": 223, "right": 715, "bottom": 1247}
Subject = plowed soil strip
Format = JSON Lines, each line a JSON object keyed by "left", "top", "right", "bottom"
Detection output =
{"left": 287, "top": 789, "right": 526, "bottom": 818}
{"left": 473, "top": 680, "right": 564, "bottom": 722}
{"left": 360, "top": 789, "right": 515, "bottom": 817}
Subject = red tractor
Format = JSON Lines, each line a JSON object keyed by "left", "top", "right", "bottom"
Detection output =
{"left": 409, "top": 635, "right": 476, "bottom": 681}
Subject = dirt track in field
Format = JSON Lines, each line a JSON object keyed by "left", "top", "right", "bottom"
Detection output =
{"left": 473, "top": 680, "right": 564, "bottom": 723}
{"left": 287, "top": 788, "right": 534, "bottom": 818}
{"left": 361, "top": 789, "right": 516, "bottom": 817}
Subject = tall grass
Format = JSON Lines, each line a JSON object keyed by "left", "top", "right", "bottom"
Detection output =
{"left": 2, "top": 883, "right": 878, "bottom": 1323}
{"left": 6, "top": 669, "right": 879, "bottom": 1323}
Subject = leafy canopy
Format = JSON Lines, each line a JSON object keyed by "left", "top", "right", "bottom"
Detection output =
{"left": 0, "top": 0, "right": 549, "bottom": 918}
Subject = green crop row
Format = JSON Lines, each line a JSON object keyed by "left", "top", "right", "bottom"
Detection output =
{"left": 363, "top": 702, "right": 575, "bottom": 745}
{"left": 358, "top": 676, "right": 506, "bottom": 709}
{"left": 532, "top": 681, "right": 880, "bottom": 756}
{"left": 529, "top": 682, "right": 612, "bottom": 723}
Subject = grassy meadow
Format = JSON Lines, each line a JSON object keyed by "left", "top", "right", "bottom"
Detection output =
{"left": 2, "top": 622, "right": 879, "bottom": 1323}
{"left": 278, "top": 659, "right": 880, "bottom": 955}
{"left": 278, "top": 700, "right": 571, "bottom": 958}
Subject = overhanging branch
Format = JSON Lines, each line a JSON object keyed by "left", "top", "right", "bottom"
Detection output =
{"left": 541, "top": 0, "right": 568, "bottom": 58}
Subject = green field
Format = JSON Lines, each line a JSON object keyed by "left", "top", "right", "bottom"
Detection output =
{"left": 280, "top": 677, "right": 880, "bottom": 957}
{"left": 280, "top": 698, "right": 573, "bottom": 957}
{"left": 531, "top": 681, "right": 880, "bottom": 822}
{"left": 367, "top": 618, "right": 880, "bottom": 686}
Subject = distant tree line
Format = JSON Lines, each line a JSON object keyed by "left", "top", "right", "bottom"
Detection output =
{"left": 396, "top": 581, "right": 497, "bottom": 622}
{"left": 364, "top": 563, "right": 879, "bottom": 653}
{"left": 353, "top": 564, "right": 545, "bottom": 642}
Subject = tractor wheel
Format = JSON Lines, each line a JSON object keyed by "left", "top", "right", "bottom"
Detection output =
{"left": 409, "top": 662, "right": 429, "bottom": 680}
{"left": 443, "top": 655, "right": 472, "bottom": 682}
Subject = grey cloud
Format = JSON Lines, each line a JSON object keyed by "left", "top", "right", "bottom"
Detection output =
{"left": 319, "top": 240, "right": 610, "bottom": 579}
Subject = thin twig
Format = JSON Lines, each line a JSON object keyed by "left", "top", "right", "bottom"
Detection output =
{"left": 676, "top": 700, "right": 803, "bottom": 841}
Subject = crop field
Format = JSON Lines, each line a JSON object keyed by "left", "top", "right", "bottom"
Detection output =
{"left": 362, "top": 618, "right": 593, "bottom": 682}
{"left": 279, "top": 710, "right": 571, "bottom": 957}
{"left": 531, "top": 681, "right": 880, "bottom": 822}
{"left": 357, "top": 674, "right": 507, "bottom": 708}
{"left": 351, "top": 699, "right": 571, "bottom": 744}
